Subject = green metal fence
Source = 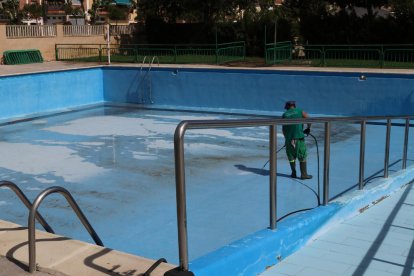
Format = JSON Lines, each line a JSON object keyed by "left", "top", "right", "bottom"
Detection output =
{"left": 265, "top": 41, "right": 292, "bottom": 65}
{"left": 3, "top": 49, "right": 43, "bottom": 65}
{"left": 266, "top": 44, "right": 414, "bottom": 68}
{"left": 383, "top": 49, "right": 414, "bottom": 68}
{"left": 55, "top": 42, "right": 245, "bottom": 64}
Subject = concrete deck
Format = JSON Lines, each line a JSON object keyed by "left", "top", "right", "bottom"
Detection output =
{"left": 2, "top": 61, "right": 414, "bottom": 77}
{"left": 260, "top": 182, "right": 414, "bottom": 276}
{"left": 0, "top": 220, "right": 175, "bottom": 276}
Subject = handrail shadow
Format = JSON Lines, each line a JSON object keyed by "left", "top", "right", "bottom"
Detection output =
{"left": 352, "top": 181, "right": 414, "bottom": 275}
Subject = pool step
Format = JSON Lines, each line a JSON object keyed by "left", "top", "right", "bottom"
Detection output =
{"left": 0, "top": 219, "right": 175, "bottom": 276}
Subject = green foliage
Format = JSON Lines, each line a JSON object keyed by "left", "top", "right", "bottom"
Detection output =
{"left": 135, "top": 0, "right": 414, "bottom": 46}
{"left": 137, "top": 0, "right": 273, "bottom": 24}
{"left": 0, "top": 0, "right": 22, "bottom": 24}
{"left": 108, "top": 5, "right": 127, "bottom": 23}
{"left": 22, "top": 3, "right": 43, "bottom": 23}
{"left": 63, "top": 0, "right": 73, "bottom": 16}
{"left": 87, "top": 0, "right": 99, "bottom": 24}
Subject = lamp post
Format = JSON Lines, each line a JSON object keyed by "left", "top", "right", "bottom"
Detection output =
{"left": 269, "top": 1, "right": 281, "bottom": 64}
{"left": 106, "top": 23, "right": 111, "bottom": 65}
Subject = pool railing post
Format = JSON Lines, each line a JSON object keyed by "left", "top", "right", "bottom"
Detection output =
{"left": 269, "top": 124, "right": 277, "bottom": 229}
{"left": 323, "top": 122, "right": 331, "bottom": 205}
{"left": 403, "top": 118, "right": 409, "bottom": 169}
{"left": 359, "top": 120, "right": 366, "bottom": 189}
{"left": 384, "top": 119, "right": 391, "bottom": 178}
{"left": 169, "top": 122, "right": 195, "bottom": 276}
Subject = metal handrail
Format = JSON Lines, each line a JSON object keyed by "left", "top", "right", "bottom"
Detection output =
{"left": 28, "top": 186, "right": 103, "bottom": 273}
{"left": 140, "top": 56, "right": 148, "bottom": 72}
{"left": 148, "top": 56, "right": 159, "bottom": 104}
{"left": 139, "top": 56, "right": 149, "bottom": 103}
{"left": 150, "top": 56, "right": 160, "bottom": 68}
{"left": 0, "top": 181, "right": 54, "bottom": 233}
{"left": 173, "top": 114, "right": 413, "bottom": 272}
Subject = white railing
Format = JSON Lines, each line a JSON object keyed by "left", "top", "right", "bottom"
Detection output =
{"left": 6, "top": 25, "right": 57, "bottom": 38}
{"left": 63, "top": 25, "right": 105, "bottom": 36}
{"left": 110, "top": 25, "right": 134, "bottom": 36}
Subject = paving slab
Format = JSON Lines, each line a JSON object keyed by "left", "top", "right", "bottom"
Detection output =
{"left": 1, "top": 61, "right": 414, "bottom": 78}
{"left": 260, "top": 183, "right": 414, "bottom": 276}
{"left": 0, "top": 256, "right": 54, "bottom": 276}
{"left": 0, "top": 220, "right": 175, "bottom": 276}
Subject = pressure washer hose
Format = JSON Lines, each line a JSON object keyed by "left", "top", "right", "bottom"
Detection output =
{"left": 262, "top": 132, "right": 322, "bottom": 221}
{"left": 308, "top": 133, "right": 321, "bottom": 206}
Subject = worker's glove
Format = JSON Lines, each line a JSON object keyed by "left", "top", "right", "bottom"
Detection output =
{"left": 303, "top": 127, "right": 311, "bottom": 136}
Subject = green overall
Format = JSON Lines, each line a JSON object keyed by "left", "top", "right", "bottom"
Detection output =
{"left": 282, "top": 108, "right": 307, "bottom": 162}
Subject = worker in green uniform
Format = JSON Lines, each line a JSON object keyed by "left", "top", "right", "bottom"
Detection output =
{"left": 282, "top": 101, "right": 312, "bottom": 180}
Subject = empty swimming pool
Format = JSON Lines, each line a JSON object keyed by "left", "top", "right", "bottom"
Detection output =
{"left": 0, "top": 104, "right": 327, "bottom": 261}
{"left": 1, "top": 66, "right": 414, "bottom": 275}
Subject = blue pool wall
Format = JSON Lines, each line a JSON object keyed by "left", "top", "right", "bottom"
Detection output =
{"left": 0, "top": 69, "right": 103, "bottom": 121}
{"left": 1, "top": 67, "right": 414, "bottom": 120}
{"left": 103, "top": 67, "right": 414, "bottom": 116}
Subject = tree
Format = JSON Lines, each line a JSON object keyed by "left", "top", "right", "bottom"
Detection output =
{"left": 137, "top": 0, "right": 258, "bottom": 24}
{"left": 108, "top": 5, "right": 126, "bottom": 25}
{"left": 389, "top": 0, "right": 414, "bottom": 43}
{"left": 88, "top": 0, "right": 102, "bottom": 24}
{"left": 0, "top": 0, "right": 22, "bottom": 24}
{"left": 63, "top": 0, "right": 74, "bottom": 22}
{"left": 391, "top": 0, "right": 414, "bottom": 20}
{"left": 22, "top": 3, "right": 43, "bottom": 24}
{"left": 72, "top": 6, "right": 84, "bottom": 24}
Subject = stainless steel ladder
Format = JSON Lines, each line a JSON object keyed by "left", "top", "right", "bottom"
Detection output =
{"left": 138, "top": 56, "right": 159, "bottom": 104}
{"left": 0, "top": 180, "right": 103, "bottom": 273}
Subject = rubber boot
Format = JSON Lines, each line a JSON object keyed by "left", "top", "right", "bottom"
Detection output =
{"left": 289, "top": 161, "right": 297, "bottom": 178}
{"left": 300, "top": 161, "right": 312, "bottom": 180}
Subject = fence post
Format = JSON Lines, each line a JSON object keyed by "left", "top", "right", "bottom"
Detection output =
{"left": 243, "top": 41, "right": 246, "bottom": 61}
{"left": 322, "top": 46, "right": 326, "bottom": 66}
{"left": 380, "top": 48, "right": 384, "bottom": 68}
{"left": 215, "top": 26, "right": 219, "bottom": 65}
{"left": 380, "top": 45, "right": 384, "bottom": 68}
{"left": 264, "top": 24, "right": 267, "bottom": 55}
{"left": 134, "top": 46, "right": 138, "bottom": 63}
{"left": 99, "top": 45, "right": 102, "bottom": 63}
{"left": 55, "top": 44, "right": 59, "bottom": 61}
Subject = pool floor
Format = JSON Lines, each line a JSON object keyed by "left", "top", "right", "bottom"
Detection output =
{"left": 0, "top": 105, "right": 412, "bottom": 264}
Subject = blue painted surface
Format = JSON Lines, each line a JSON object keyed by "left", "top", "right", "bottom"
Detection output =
{"left": 103, "top": 67, "right": 414, "bottom": 116}
{"left": 191, "top": 204, "right": 340, "bottom": 276}
{"left": 1, "top": 67, "right": 413, "bottom": 120}
{"left": 0, "top": 69, "right": 103, "bottom": 120}
{"left": 0, "top": 67, "right": 414, "bottom": 276}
